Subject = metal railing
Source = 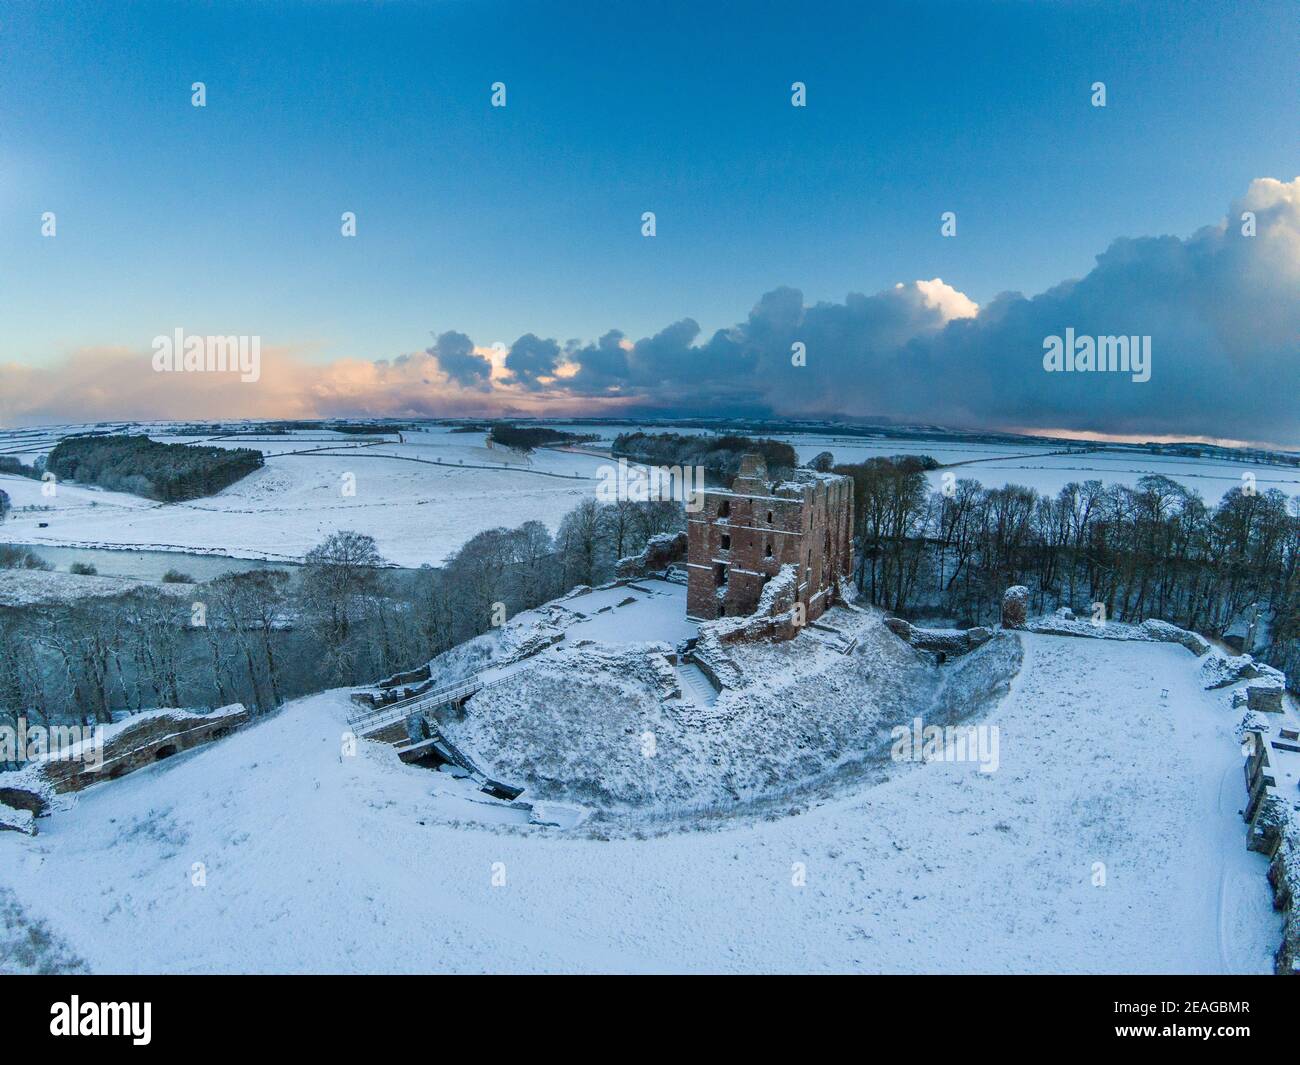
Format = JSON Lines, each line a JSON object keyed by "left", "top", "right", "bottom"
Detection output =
{"left": 348, "top": 675, "right": 486, "bottom": 736}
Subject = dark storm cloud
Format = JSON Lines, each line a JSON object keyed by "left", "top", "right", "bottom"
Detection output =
{"left": 505, "top": 333, "right": 562, "bottom": 390}
{"left": 562, "top": 330, "right": 631, "bottom": 394}
{"left": 8, "top": 181, "right": 1294, "bottom": 444}
{"left": 883, "top": 177, "right": 1300, "bottom": 442}
{"left": 429, "top": 330, "right": 492, "bottom": 391}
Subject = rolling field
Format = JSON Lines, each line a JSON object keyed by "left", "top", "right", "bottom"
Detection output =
{"left": 1, "top": 422, "right": 1296, "bottom": 568}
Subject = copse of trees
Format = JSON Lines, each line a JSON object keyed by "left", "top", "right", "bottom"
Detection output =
{"left": 0, "top": 545, "right": 50, "bottom": 570}
{"left": 0, "top": 456, "right": 43, "bottom": 480}
{"left": 301, "top": 531, "right": 388, "bottom": 680}
{"left": 487, "top": 424, "right": 598, "bottom": 452}
{"left": 46, "top": 435, "right": 264, "bottom": 501}
{"left": 0, "top": 489, "right": 9, "bottom": 523}
{"left": 611, "top": 432, "right": 798, "bottom": 477}
{"left": 333, "top": 423, "right": 413, "bottom": 435}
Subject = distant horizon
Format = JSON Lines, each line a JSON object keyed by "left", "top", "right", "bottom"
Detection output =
{"left": 4, "top": 411, "right": 1296, "bottom": 457}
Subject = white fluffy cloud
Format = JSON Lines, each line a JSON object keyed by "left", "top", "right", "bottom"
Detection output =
{"left": 912, "top": 278, "right": 979, "bottom": 321}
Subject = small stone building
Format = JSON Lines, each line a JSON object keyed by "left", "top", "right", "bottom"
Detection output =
{"left": 686, "top": 454, "right": 853, "bottom": 623}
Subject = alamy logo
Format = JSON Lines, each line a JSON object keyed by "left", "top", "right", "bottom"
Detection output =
{"left": 890, "top": 717, "right": 1000, "bottom": 773}
{"left": 0, "top": 716, "right": 103, "bottom": 772}
{"left": 151, "top": 328, "right": 261, "bottom": 382}
{"left": 50, "top": 997, "right": 151, "bottom": 1045}
{"left": 1042, "top": 328, "right": 1150, "bottom": 383}
{"left": 595, "top": 458, "right": 705, "bottom": 512}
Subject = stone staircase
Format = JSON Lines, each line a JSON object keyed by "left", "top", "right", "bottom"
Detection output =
{"left": 676, "top": 661, "right": 719, "bottom": 708}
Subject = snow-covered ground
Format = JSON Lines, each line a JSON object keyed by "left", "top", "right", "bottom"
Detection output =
{"left": 2, "top": 423, "right": 1294, "bottom": 569}
{"left": 0, "top": 630, "right": 1278, "bottom": 973}
{"left": 0, "top": 568, "right": 191, "bottom": 608}
{"left": 445, "top": 606, "right": 1001, "bottom": 811}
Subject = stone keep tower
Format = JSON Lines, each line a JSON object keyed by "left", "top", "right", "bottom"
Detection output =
{"left": 686, "top": 453, "right": 854, "bottom": 623}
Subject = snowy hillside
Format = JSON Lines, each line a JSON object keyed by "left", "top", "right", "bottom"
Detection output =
{"left": 0, "top": 628, "right": 1279, "bottom": 973}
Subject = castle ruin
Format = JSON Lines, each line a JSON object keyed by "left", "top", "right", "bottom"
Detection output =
{"left": 686, "top": 453, "right": 853, "bottom": 624}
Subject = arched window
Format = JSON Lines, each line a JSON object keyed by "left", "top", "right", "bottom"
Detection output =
{"left": 718, "top": 499, "right": 731, "bottom": 518}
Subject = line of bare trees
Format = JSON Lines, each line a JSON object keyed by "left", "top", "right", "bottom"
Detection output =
{"left": 839, "top": 457, "right": 1300, "bottom": 684}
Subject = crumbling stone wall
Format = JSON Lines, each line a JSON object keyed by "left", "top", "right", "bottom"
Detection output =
{"left": 1203, "top": 653, "right": 1285, "bottom": 690}
{"left": 1025, "top": 611, "right": 1226, "bottom": 663}
{"left": 884, "top": 618, "right": 992, "bottom": 659}
{"left": 697, "top": 564, "right": 804, "bottom": 649}
{"left": 1240, "top": 703, "right": 1300, "bottom": 974}
{"left": 1251, "top": 797, "right": 1300, "bottom": 974}
{"left": 1270, "top": 823, "right": 1300, "bottom": 974}
{"left": 0, "top": 704, "right": 248, "bottom": 824}
{"left": 616, "top": 530, "right": 688, "bottom": 579}
{"left": 1140, "top": 619, "right": 1211, "bottom": 656}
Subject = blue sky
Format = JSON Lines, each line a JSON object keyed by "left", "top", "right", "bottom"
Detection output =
{"left": 1, "top": 0, "right": 1292, "bottom": 358}
{"left": 0, "top": 0, "right": 1296, "bottom": 442}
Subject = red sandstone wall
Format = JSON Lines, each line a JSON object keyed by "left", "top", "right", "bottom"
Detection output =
{"left": 687, "top": 470, "right": 853, "bottom": 624}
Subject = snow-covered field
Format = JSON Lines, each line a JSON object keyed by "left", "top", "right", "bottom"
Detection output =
{"left": 0, "top": 426, "right": 603, "bottom": 567}
{"left": 0, "top": 568, "right": 192, "bottom": 608}
{"left": 2, "top": 422, "right": 1295, "bottom": 571}
{"left": 549, "top": 422, "right": 1300, "bottom": 502}
{"left": 924, "top": 450, "right": 1300, "bottom": 501}
{"left": 0, "top": 629, "right": 1278, "bottom": 973}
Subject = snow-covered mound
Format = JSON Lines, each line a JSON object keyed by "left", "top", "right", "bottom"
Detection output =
{"left": 442, "top": 608, "right": 1022, "bottom": 812}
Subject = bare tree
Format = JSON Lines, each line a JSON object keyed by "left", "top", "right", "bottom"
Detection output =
{"left": 301, "top": 531, "right": 387, "bottom": 680}
{"left": 557, "top": 498, "right": 605, "bottom": 588}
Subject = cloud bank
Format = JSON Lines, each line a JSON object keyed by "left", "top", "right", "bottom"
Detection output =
{"left": 2, "top": 178, "right": 1296, "bottom": 446}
